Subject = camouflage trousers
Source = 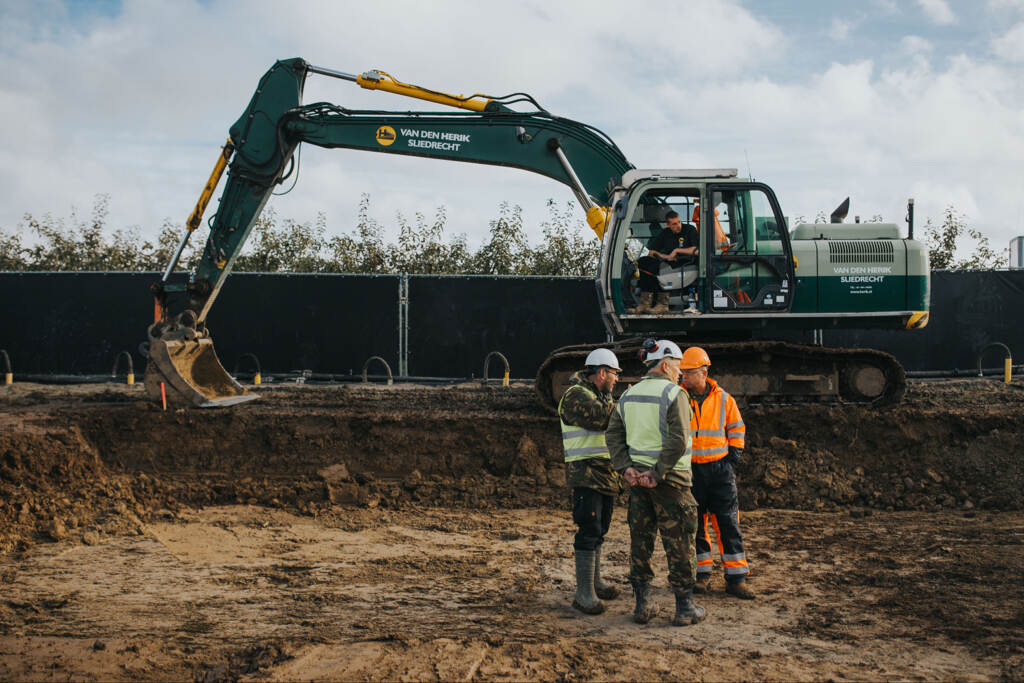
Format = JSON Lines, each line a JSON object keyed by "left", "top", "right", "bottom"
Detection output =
{"left": 627, "top": 483, "right": 699, "bottom": 589}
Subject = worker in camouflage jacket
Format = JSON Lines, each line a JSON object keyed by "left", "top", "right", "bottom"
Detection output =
{"left": 558, "top": 348, "right": 622, "bottom": 615}
{"left": 606, "top": 338, "right": 706, "bottom": 626}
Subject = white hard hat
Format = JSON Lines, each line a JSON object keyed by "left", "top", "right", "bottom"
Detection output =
{"left": 645, "top": 339, "right": 683, "bottom": 362}
{"left": 584, "top": 348, "right": 621, "bottom": 371}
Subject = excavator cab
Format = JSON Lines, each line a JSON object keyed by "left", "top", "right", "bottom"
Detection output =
{"left": 599, "top": 170, "right": 796, "bottom": 336}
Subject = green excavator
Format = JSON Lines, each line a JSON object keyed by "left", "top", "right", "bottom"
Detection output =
{"left": 146, "top": 58, "right": 930, "bottom": 409}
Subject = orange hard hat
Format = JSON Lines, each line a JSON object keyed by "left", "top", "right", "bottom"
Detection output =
{"left": 681, "top": 346, "right": 711, "bottom": 370}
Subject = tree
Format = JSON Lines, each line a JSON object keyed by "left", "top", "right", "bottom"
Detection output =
{"left": 527, "top": 200, "right": 599, "bottom": 276}
{"left": 472, "top": 201, "right": 531, "bottom": 274}
{"left": 924, "top": 205, "right": 1001, "bottom": 271}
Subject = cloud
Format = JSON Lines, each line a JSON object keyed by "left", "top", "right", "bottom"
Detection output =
{"left": 915, "top": 0, "right": 956, "bottom": 24}
{"left": 829, "top": 18, "right": 853, "bottom": 41}
{"left": 900, "top": 35, "right": 934, "bottom": 55}
{"left": 992, "top": 22, "right": 1024, "bottom": 61}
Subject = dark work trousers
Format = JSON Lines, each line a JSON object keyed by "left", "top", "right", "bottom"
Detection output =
{"left": 571, "top": 487, "right": 614, "bottom": 551}
{"left": 691, "top": 459, "right": 749, "bottom": 582}
{"left": 637, "top": 256, "right": 662, "bottom": 292}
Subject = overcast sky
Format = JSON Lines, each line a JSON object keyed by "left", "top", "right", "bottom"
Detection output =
{"left": 1, "top": 0, "right": 1022, "bottom": 257}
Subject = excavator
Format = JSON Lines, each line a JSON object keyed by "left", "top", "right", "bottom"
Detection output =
{"left": 146, "top": 58, "right": 930, "bottom": 410}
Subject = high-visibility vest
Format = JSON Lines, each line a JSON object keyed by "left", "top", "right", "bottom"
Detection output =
{"left": 616, "top": 375, "right": 692, "bottom": 472}
{"left": 558, "top": 384, "right": 611, "bottom": 463}
{"left": 689, "top": 378, "right": 745, "bottom": 464}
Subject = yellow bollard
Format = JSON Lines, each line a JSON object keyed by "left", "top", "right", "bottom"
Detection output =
{"left": 126, "top": 372, "right": 134, "bottom": 386}
{"left": 502, "top": 371, "right": 510, "bottom": 388}
{"left": 3, "top": 372, "right": 10, "bottom": 386}
{"left": 254, "top": 372, "right": 262, "bottom": 386}
{"left": 1005, "top": 357, "right": 1012, "bottom": 384}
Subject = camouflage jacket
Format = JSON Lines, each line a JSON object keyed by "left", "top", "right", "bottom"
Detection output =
{"left": 558, "top": 371, "right": 620, "bottom": 496}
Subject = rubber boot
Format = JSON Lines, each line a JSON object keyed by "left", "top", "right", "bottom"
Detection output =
{"left": 672, "top": 587, "right": 706, "bottom": 626}
{"left": 593, "top": 546, "right": 619, "bottom": 600}
{"left": 630, "top": 580, "right": 658, "bottom": 624}
{"left": 649, "top": 292, "right": 670, "bottom": 314}
{"left": 572, "top": 550, "right": 605, "bottom": 615}
{"left": 693, "top": 574, "right": 711, "bottom": 594}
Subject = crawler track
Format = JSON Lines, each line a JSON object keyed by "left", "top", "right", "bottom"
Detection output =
{"left": 536, "top": 339, "right": 906, "bottom": 412}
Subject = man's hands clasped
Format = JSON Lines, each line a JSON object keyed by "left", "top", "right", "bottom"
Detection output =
{"left": 623, "top": 467, "right": 657, "bottom": 488}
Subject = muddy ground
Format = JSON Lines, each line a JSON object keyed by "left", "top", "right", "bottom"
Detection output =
{"left": 0, "top": 379, "right": 1022, "bottom": 681}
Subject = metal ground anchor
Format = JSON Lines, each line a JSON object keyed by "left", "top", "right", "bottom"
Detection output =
{"left": 362, "top": 356, "right": 394, "bottom": 386}
{"left": 482, "top": 351, "right": 510, "bottom": 387}
{"left": 111, "top": 350, "right": 135, "bottom": 385}
{"left": 233, "top": 353, "right": 263, "bottom": 385}
{"left": 1, "top": 349, "right": 11, "bottom": 385}
{"left": 977, "top": 343, "right": 1013, "bottom": 383}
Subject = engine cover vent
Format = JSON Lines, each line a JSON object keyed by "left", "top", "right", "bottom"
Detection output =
{"left": 828, "top": 240, "right": 895, "bottom": 264}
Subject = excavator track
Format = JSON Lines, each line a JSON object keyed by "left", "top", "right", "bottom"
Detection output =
{"left": 536, "top": 338, "right": 906, "bottom": 413}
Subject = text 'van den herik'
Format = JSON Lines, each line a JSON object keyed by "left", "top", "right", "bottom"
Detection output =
{"left": 402, "top": 128, "right": 471, "bottom": 152}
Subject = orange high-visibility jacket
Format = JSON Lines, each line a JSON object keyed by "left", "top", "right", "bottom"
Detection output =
{"left": 691, "top": 205, "right": 730, "bottom": 249}
{"left": 688, "top": 378, "right": 745, "bottom": 464}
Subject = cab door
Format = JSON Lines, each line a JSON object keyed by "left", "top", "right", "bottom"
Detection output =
{"left": 703, "top": 183, "right": 795, "bottom": 312}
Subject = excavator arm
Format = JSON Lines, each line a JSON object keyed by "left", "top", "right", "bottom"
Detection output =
{"left": 146, "top": 58, "right": 633, "bottom": 407}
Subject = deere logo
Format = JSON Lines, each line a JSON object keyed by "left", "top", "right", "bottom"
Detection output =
{"left": 375, "top": 125, "right": 397, "bottom": 146}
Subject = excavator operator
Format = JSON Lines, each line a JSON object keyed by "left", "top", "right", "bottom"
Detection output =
{"left": 632, "top": 211, "right": 699, "bottom": 314}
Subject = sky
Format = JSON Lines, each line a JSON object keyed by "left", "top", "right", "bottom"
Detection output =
{"left": 1, "top": 0, "right": 1022, "bottom": 259}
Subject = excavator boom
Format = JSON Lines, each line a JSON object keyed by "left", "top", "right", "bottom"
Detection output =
{"left": 146, "top": 58, "right": 632, "bottom": 406}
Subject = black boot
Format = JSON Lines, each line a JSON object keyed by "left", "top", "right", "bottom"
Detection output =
{"left": 572, "top": 550, "right": 605, "bottom": 615}
{"left": 593, "top": 546, "right": 619, "bottom": 600}
{"left": 630, "top": 580, "right": 658, "bottom": 624}
{"left": 672, "top": 587, "right": 706, "bottom": 626}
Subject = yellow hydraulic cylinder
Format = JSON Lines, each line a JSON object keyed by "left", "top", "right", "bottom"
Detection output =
{"left": 586, "top": 205, "right": 609, "bottom": 239}
{"left": 356, "top": 70, "right": 492, "bottom": 112}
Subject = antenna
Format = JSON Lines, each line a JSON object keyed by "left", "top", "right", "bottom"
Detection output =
{"left": 744, "top": 149, "right": 753, "bottom": 180}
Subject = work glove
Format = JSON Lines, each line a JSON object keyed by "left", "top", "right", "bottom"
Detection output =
{"left": 725, "top": 447, "right": 742, "bottom": 469}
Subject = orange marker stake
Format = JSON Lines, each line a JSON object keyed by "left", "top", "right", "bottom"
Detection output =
{"left": 160, "top": 382, "right": 167, "bottom": 411}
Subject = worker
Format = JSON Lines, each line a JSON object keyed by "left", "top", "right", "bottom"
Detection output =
{"left": 691, "top": 203, "right": 730, "bottom": 251}
{"left": 679, "top": 346, "right": 754, "bottom": 600}
{"left": 606, "top": 339, "right": 706, "bottom": 626}
{"left": 558, "top": 347, "right": 622, "bottom": 615}
{"left": 633, "top": 211, "right": 699, "bottom": 314}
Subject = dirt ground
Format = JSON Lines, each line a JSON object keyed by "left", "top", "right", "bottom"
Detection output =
{"left": 1, "top": 379, "right": 1022, "bottom": 681}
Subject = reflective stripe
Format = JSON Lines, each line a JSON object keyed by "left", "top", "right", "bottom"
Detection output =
{"left": 725, "top": 421, "right": 744, "bottom": 430}
{"left": 628, "top": 448, "right": 662, "bottom": 457}
{"left": 695, "top": 429, "right": 725, "bottom": 438}
{"left": 725, "top": 565, "right": 749, "bottom": 575}
{"left": 693, "top": 447, "right": 729, "bottom": 456}
{"left": 726, "top": 431, "right": 744, "bottom": 437}
{"left": 562, "top": 428, "right": 603, "bottom": 440}
{"left": 617, "top": 395, "right": 662, "bottom": 405}
{"left": 564, "top": 446, "right": 611, "bottom": 457}
{"left": 696, "top": 553, "right": 713, "bottom": 563}
{"left": 722, "top": 553, "right": 747, "bottom": 563}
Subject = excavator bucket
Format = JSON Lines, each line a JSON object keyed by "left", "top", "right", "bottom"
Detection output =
{"left": 144, "top": 336, "right": 257, "bottom": 408}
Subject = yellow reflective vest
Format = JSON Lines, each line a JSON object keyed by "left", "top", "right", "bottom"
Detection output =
{"left": 558, "top": 383, "right": 611, "bottom": 463}
{"left": 616, "top": 375, "right": 692, "bottom": 472}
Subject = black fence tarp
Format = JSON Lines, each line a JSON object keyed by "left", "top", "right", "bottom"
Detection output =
{"left": 1, "top": 270, "right": 1022, "bottom": 378}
